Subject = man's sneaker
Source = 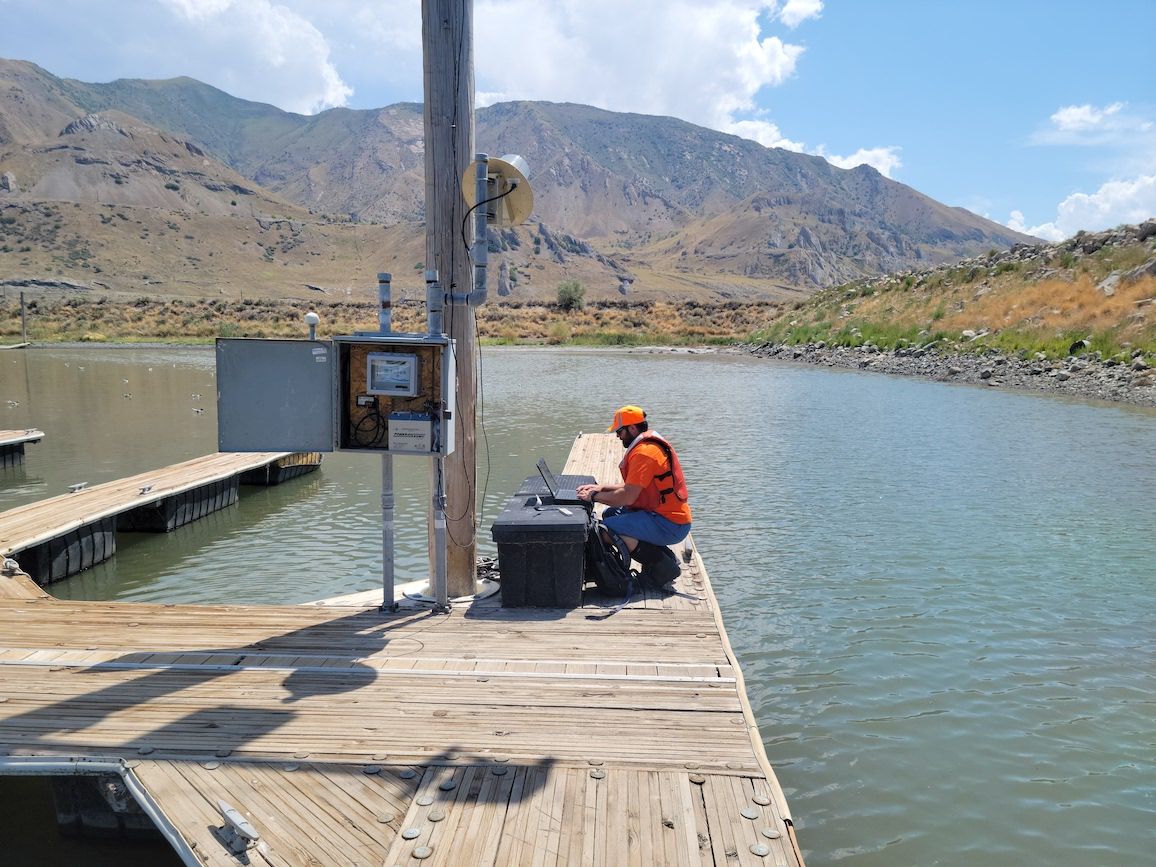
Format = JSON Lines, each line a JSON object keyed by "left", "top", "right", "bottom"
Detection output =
{"left": 640, "top": 548, "right": 681, "bottom": 587}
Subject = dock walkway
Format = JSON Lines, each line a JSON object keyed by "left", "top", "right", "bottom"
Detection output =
{"left": 0, "top": 428, "right": 44, "bottom": 449}
{"left": 0, "top": 451, "right": 320, "bottom": 584}
{"left": 0, "top": 433, "right": 803, "bottom": 866}
{"left": 0, "top": 427, "right": 43, "bottom": 467}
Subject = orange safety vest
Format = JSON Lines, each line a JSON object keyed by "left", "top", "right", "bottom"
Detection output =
{"left": 618, "top": 432, "right": 690, "bottom": 516}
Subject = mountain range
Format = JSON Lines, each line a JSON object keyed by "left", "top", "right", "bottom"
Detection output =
{"left": 0, "top": 58, "right": 1036, "bottom": 303}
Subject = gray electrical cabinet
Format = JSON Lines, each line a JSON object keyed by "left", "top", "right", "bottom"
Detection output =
{"left": 217, "top": 338, "right": 335, "bottom": 452}
{"left": 216, "top": 334, "right": 456, "bottom": 456}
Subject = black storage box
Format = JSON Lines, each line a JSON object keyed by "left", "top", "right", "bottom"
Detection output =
{"left": 491, "top": 489, "right": 592, "bottom": 608}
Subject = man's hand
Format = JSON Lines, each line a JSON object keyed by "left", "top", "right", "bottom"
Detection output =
{"left": 576, "top": 484, "right": 600, "bottom": 502}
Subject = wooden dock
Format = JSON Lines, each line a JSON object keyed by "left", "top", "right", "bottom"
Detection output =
{"left": 0, "top": 433, "right": 803, "bottom": 866}
{"left": 0, "top": 427, "right": 43, "bottom": 467}
{"left": 0, "top": 451, "right": 321, "bottom": 584}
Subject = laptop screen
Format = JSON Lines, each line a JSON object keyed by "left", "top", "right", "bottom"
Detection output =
{"left": 535, "top": 458, "right": 560, "bottom": 498}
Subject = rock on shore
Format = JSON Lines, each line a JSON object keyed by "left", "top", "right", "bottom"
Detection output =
{"left": 744, "top": 341, "right": 1156, "bottom": 407}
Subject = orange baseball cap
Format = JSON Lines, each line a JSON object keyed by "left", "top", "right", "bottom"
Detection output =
{"left": 608, "top": 405, "right": 646, "bottom": 431}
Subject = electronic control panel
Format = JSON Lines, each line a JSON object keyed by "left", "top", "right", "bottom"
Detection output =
{"left": 333, "top": 334, "right": 455, "bottom": 455}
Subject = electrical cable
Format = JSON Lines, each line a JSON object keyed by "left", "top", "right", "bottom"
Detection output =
{"left": 459, "top": 185, "right": 517, "bottom": 262}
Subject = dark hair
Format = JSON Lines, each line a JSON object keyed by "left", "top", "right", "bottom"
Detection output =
{"left": 635, "top": 420, "right": 649, "bottom": 433}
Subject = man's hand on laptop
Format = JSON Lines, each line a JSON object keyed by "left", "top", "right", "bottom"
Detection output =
{"left": 577, "top": 484, "right": 600, "bottom": 503}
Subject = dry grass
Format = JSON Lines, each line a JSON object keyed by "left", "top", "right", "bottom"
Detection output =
{"left": 0, "top": 296, "right": 782, "bottom": 346}
{"left": 939, "top": 273, "right": 1155, "bottom": 338}
{"left": 754, "top": 245, "right": 1156, "bottom": 361}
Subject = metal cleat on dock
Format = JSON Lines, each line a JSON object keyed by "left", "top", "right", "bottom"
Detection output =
{"left": 1, "top": 558, "right": 20, "bottom": 576}
{"left": 214, "top": 798, "right": 262, "bottom": 854}
{"left": 138, "top": 484, "right": 153, "bottom": 495}
{"left": 67, "top": 482, "right": 88, "bottom": 493}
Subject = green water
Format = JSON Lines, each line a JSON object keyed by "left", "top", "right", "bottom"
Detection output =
{"left": 2, "top": 345, "right": 1154, "bottom": 865}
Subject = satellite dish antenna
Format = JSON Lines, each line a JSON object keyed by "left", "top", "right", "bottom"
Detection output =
{"left": 462, "top": 154, "right": 533, "bottom": 227}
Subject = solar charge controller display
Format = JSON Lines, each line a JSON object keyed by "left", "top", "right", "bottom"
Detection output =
{"left": 366, "top": 352, "right": 419, "bottom": 397}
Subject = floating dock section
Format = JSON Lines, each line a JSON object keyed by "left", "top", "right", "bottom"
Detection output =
{"left": 0, "top": 433, "right": 803, "bottom": 865}
{"left": 0, "top": 428, "right": 43, "bottom": 468}
{"left": 0, "top": 451, "right": 321, "bottom": 584}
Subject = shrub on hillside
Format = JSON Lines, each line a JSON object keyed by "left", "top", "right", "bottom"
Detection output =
{"left": 556, "top": 280, "right": 585, "bottom": 311}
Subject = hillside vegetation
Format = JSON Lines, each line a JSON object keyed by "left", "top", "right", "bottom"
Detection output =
{"left": 753, "top": 221, "right": 1156, "bottom": 362}
{"left": 0, "top": 294, "right": 778, "bottom": 347}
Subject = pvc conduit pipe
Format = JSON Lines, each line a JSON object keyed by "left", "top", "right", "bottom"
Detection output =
{"left": 377, "top": 272, "right": 393, "bottom": 333}
{"left": 426, "top": 270, "right": 445, "bottom": 336}
{"left": 450, "top": 153, "right": 490, "bottom": 307}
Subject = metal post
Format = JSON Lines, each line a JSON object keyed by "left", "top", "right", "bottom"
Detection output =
{"left": 377, "top": 272, "right": 393, "bottom": 334}
{"left": 20, "top": 291, "right": 27, "bottom": 343}
{"left": 432, "top": 456, "right": 449, "bottom": 609}
{"left": 378, "top": 272, "right": 397, "bottom": 610}
{"left": 381, "top": 454, "right": 396, "bottom": 611}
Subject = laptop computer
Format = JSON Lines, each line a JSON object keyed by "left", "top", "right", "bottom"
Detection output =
{"left": 536, "top": 458, "right": 592, "bottom": 508}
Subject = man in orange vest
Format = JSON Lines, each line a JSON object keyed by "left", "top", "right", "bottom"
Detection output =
{"left": 577, "top": 405, "right": 692, "bottom": 586}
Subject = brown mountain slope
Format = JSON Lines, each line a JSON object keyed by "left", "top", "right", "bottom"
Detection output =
{"left": 0, "top": 58, "right": 1039, "bottom": 302}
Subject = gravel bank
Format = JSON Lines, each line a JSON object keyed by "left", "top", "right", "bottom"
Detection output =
{"left": 742, "top": 341, "right": 1156, "bottom": 407}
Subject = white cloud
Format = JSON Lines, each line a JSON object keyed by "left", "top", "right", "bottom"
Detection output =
{"left": 472, "top": 1, "right": 804, "bottom": 142}
{"left": 156, "top": 0, "right": 353, "bottom": 113}
{"left": 1008, "top": 174, "right": 1156, "bottom": 242}
{"left": 816, "top": 145, "right": 903, "bottom": 178}
{"left": 779, "top": 0, "right": 823, "bottom": 28}
{"left": 1050, "top": 101, "right": 1123, "bottom": 132}
{"left": 1031, "top": 100, "right": 1153, "bottom": 146}
{"left": 726, "top": 119, "right": 805, "bottom": 151}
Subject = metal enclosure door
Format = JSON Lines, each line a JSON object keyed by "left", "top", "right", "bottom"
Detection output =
{"left": 216, "top": 338, "right": 335, "bottom": 452}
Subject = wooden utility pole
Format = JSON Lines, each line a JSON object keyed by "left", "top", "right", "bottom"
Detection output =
{"left": 422, "top": 0, "right": 477, "bottom": 597}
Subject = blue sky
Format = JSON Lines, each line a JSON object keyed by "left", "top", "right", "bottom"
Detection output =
{"left": 2, "top": 0, "right": 1153, "bottom": 241}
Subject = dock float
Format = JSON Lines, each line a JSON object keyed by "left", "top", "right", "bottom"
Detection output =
{"left": 0, "top": 451, "right": 321, "bottom": 585}
{"left": 0, "top": 433, "right": 803, "bottom": 866}
{"left": 0, "top": 428, "right": 43, "bottom": 468}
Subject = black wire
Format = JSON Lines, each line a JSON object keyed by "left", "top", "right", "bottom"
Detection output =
{"left": 459, "top": 186, "right": 516, "bottom": 261}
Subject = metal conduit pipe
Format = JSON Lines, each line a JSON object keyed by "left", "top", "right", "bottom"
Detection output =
{"left": 0, "top": 757, "right": 199, "bottom": 867}
{"left": 378, "top": 271, "right": 397, "bottom": 611}
{"left": 377, "top": 272, "right": 393, "bottom": 333}
{"left": 432, "top": 456, "right": 449, "bottom": 610}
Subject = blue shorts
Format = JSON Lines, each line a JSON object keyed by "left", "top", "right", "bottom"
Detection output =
{"left": 602, "top": 506, "right": 691, "bottom": 547}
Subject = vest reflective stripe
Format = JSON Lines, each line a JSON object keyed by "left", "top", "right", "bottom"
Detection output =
{"left": 618, "top": 432, "right": 689, "bottom": 511}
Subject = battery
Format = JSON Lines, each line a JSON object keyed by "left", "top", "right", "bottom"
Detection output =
{"left": 388, "top": 412, "right": 433, "bottom": 454}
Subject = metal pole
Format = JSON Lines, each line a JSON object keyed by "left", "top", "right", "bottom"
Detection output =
{"left": 377, "top": 272, "right": 397, "bottom": 611}
{"left": 20, "top": 291, "right": 27, "bottom": 343}
{"left": 432, "top": 456, "right": 449, "bottom": 609}
{"left": 381, "top": 454, "right": 396, "bottom": 610}
{"left": 378, "top": 272, "right": 393, "bottom": 333}
{"left": 425, "top": 267, "right": 449, "bottom": 609}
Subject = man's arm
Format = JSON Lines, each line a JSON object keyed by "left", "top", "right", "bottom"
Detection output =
{"left": 576, "top": 482, "right": 642, "bottom": 507}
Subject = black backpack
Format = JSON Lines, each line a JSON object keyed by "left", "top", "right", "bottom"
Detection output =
{"left": 585, "top": 518, "right": 636, "bottom": 597}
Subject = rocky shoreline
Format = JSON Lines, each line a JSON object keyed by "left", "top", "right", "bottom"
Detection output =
{"left": 741, "top": 341, "right": 1156, "bottom": 407}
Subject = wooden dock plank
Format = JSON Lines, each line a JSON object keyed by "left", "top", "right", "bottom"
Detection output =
{"left": 0, "top": 433, "right": 802, "bottom": 866}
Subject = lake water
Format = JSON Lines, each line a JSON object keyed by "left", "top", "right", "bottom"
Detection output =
{"left": 2, "top": 345, "right": 1154, "bottom": 866}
